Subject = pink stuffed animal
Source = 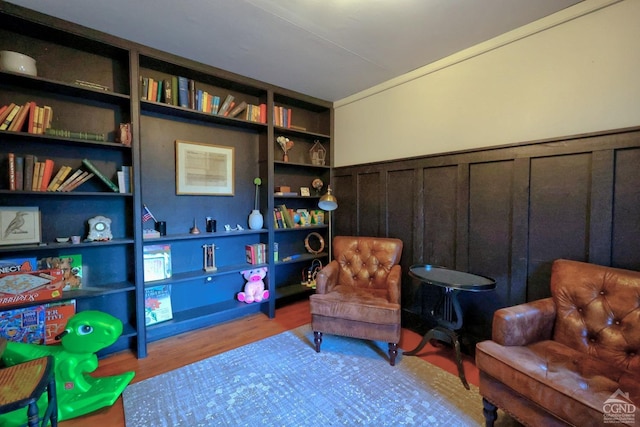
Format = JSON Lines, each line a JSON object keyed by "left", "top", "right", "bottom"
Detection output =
{"left": 238, "top": 267, "right": 269, "bottom": 303}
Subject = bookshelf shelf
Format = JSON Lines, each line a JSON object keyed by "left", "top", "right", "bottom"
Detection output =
{"left": 0, "top": 71, "right": 130, "bottom": 102}
{"left": 144, "top": 262, "right": 269, "bottom": 288}
{"left": 146, "top": 300, "right": 267, "bottom": 342}
{"left": 0, "top": 130, "right": 133, "bottom": 149}
{"left": 141, "top": 100, "right": 268, "bottom": 132}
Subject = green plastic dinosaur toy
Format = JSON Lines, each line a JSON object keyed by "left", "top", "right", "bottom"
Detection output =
{"left": 0, "top": 310, "right": 135, "bottom": 425}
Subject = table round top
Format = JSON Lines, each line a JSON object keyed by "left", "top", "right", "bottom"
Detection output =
{"left": 409, "top": 264, "right": 496, "bottom": 292}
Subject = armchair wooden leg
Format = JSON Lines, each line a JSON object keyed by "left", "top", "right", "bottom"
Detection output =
{"left": 482, "top": 398, "right": 497, "bottom": 427}
{"left": 388, "top": 343, "right": 398, "bottom": 366}
{"left": 313, "top": 331, "right": 323, "bottom": 352}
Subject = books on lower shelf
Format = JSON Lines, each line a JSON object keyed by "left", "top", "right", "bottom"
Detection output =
{"left": 81, "top": 158, "right": 119, "bottom": 192}
{"left": 0, "top": 101, "right": 104, "bottom": 139}
{"left": 0, "top": 101, "right": 52, "bottom": 134}
{"left": 144, "top": 285, "right": 173, "bottom": 326}
{"left": 246, "top": 243, "right": 267, "bottom": 265}
{"left": 5, "top": 154, "right": 128, "bottom": 193}
{"left": 143, "top": 244, "right": 172, "bottom": 282}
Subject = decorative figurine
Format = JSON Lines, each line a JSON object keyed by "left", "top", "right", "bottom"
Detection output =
{"left": 203, "top": 244, "right": 217, "bottom": 272}
{"left": 86, "top": 215, "right": 112, "bottom": 241}
{"left": 190, "top": 218, "right": 200, "bottom": 234}
{"left": 312, "top": 178, "right": 324, "bottom": 196}
{"left": 277, "top": 136, "right": 294, "bottom": 162}
{"left": 309, "top": 140, "right": 327, "bottom": 165}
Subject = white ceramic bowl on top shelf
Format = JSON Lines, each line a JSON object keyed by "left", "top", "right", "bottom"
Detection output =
{"left": 0, "top": 50, "right": 37, "bottom": 76}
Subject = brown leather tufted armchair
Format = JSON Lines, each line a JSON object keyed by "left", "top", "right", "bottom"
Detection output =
{"left": 310, "top": 236, "right": 403, "bottom": 365}
{"left": 476, "top": 259, "right": 640, "bottom": 427}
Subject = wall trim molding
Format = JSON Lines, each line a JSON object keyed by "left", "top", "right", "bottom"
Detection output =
{"left": 334, "top": 0, "right": 623, "bottom": 109}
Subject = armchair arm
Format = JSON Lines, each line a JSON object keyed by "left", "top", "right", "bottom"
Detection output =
{"left": 492, "top": 297, "right": 556, "bottom": 346}
{"left": 316, "top": 260, "right": 339, "bottom": 294}
{"left": 386, "top": 265, "right": 402, "bottom": 304}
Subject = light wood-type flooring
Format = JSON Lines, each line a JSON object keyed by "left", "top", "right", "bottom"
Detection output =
{"left": 59, "top": 299, "right": 479, "bottom": 426}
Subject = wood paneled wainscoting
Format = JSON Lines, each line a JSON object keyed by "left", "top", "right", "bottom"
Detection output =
{"left": 332, "top": 126, "right": 640, "bottom": 350}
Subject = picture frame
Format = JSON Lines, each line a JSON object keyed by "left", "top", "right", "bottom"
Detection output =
{"left": 300, "top": 187, "right": 310, "bottom": 197}
{"left": 0, "top": 206, "right": 41, "bottom": 246}
{"left": 175, "top": 140, "right": 234, "bottom": 195}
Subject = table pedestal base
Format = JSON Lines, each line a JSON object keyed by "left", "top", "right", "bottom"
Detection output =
{"left": 403, "top": 326, "right": 469, "bottom": 390}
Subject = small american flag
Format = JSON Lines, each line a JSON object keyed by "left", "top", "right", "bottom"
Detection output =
{"left": 142, "top": 204, "right": 156, "bottom": 223}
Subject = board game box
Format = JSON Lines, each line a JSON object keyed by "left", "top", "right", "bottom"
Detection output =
{"left": 44, "top": 300, "right": 76, "bottom": 345}
{"left": 0, "top": 268, "right": 64, "bottom": 307}
{"left": 0, "top": 305, "right": 46, "bottom": 344}
{"left": 0, "top": 257, "right": 37, "bottom": 275}
{"left": 38, "top": 255, "right": 83, "bottom": 291}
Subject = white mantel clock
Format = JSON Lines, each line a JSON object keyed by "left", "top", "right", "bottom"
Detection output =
{"left": 87, "top": 215, "right": 112, "bottom": 241}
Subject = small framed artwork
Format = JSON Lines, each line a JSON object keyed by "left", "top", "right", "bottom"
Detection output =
{"left": 300, "top": 187, "right": 310, "bottom": 197}
{"left": 0, "top": 206, "right": 41, "bottom": 246}
{"left": 175, "top": 140, "right": 234, "bottom": 195}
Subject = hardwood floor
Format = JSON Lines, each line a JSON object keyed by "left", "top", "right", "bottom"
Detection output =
{"left": 60, "top": 299, "right": 479, "bottom": 426}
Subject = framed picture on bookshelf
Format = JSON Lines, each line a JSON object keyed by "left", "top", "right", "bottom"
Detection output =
{"left": 0, "top": 206, "right": 41, "bottom": 246}
{"left": 175, "top": 140, "right": 235, "bottom": 195}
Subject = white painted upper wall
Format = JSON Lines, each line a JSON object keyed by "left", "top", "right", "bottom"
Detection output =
{"left": 333, "top": 0, "right": 640, "bottom": 167}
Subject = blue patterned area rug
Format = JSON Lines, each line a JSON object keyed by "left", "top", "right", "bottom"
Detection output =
{"left": 123, "top": 324, "right": 509, "bottom": 426}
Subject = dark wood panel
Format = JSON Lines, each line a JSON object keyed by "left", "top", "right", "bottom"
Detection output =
{"left": 333, "top": 174, "right": 355, "bottom": 236}
{"left": 387, "top": 169, "right": 415, "bottom": 253}
{"left": 333, "top": 127, "right": 640, "bottom": 351}
{"left": 356, "top": 172, "right": 381, "bottom": 236}
{"left": 589, "top": 150, "right": 614, "bottom": 266}
{"left": 464, "top": 161, "right": 514, "bottom": 340}
{"left": 527, "top": 153, "right": 591, "bottom": 301}
{"left": 612, "top": 148, "right": 640, "bottom": 270}
{"left": 423, "top": 166, "right": 458, "bottom": 267}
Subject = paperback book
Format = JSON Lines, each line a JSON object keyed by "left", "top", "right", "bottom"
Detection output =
{"left": 144, "top": 285, "right": 173, "bottom": 326}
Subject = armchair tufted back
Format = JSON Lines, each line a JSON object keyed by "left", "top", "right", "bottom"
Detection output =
{"left": 551, "top": 259, "right": 640, "bottom": 371}
{"left": 333, "top": 236, "right": 403, "bottom": 294}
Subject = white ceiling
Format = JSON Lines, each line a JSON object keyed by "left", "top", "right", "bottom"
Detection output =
{"left": 7, "top": 0, "right": 583, "bottom": 102}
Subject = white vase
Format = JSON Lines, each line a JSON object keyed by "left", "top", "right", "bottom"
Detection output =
{"left": 248, "top": 209, "right": 263, "bottom": 230}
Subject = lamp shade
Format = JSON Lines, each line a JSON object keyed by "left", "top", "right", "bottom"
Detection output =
{"left": 318, "top": 186, "right": 338, "bottom": 211}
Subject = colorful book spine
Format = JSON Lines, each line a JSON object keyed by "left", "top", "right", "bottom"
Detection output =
{"left": 23, "top": 154, "right": 35, "bottom": 191}
{"left": 171, "top": 76, "right": 178, "bottom": 106}
{"left": 178, "top": 76, "right": 189, "bottom": 108}
{"left": 81, "top": 158, "right": 119, "bottom": 192}
{"left": 218, "top": 95, "right": 235, "bottom": 116}
{"left": 44, "top": 129, "right": 105, "bottom": 141}
{"left": 39, "top": 159, "right": 55, "bottom": 191}
{"left": 14, "top": 155, "right": 24, "bottom": 191}
{"left": 8, "top": 153, "right": 15, "bottom": 191}
{"left": 1, "top": 104, "right": 20, "bottom": 130}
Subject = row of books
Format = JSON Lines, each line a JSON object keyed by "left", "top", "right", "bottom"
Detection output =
{"left": 0, "top": 101, "right": 52, "bottom": 134}
{"left": 245, "top": 243, "right": 268, "bottom": 265}
{"left": 140, "top": 75, "right": 268, "bottom": 123}
{"left": 6, "top": 154, "right": 130, "bottom": 193}
{"left": 273, "top": 205, "right": 324, "bottom": 229}
{"left": 0, "top": 101, "right": 106, "bottom": 141}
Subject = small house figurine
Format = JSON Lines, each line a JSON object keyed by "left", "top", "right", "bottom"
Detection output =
{"left": 310, "top": 140, "right": 326, "bottom": 166}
